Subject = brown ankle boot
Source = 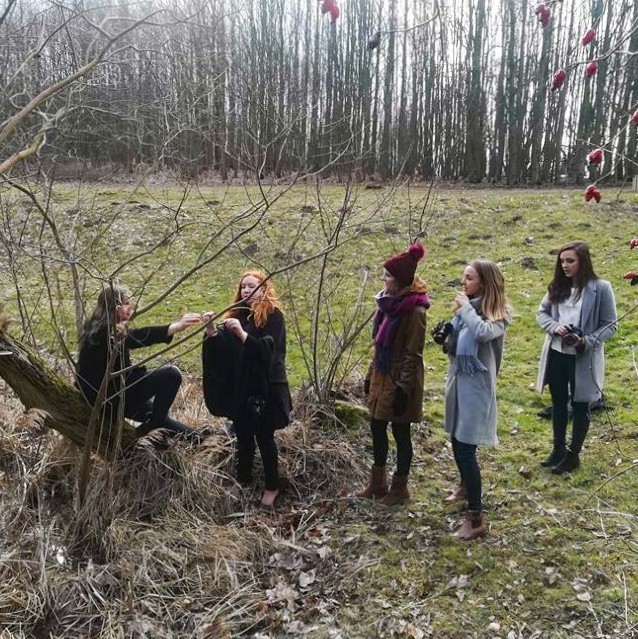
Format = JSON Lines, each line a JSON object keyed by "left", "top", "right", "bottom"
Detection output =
{"left": 455, "top": 509, "right": 487, "bottom": 541}
{"left": 444, "top": 482, "right": 466, "bottom": 503}
{"left": 356, "top": 465, "right": 388, "bottom": 499}
{"left": 377, "top": 474, "right": 410, "bottom": 506}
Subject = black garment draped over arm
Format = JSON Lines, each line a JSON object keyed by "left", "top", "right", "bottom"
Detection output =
{"left": 202, "top": 308, "right": 291, "bottom": 429}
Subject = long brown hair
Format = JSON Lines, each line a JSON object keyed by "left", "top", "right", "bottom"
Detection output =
{"left": 79, "top": 284, "right": 131, "bottom": 348}
{"left": 225, "top": 270, "right": 281, "bottom": 328}
{"left": 548, "top": 241, "right": 598, "bottom": 303}
{"left": 471, "top": 260, "right": 509, "bottom": 321}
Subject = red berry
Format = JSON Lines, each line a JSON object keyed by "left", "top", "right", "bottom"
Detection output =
{"left": 581, "top": 29, "right": 596, "bottom": 46}
{"left": 593, "top": 190, "right": 602, "bottom": 203}
{"left": 585, "top": 60, "right": 598, "bottom": 77}
{"left": 585, "top": 185, "right": 597, "bottom": 195}
{"left": 329, "top": 3, "right": 339, "bottom": 21}
{"left": 632, "top": 110, "right": 638, "bottom": 125}
{"left": 321, "top": 0, "right": 334, "bottom": 14}
{"left": 587, "top": 149, "right": 604, "bottom": 165}
{"left": 629, "top": 238, "right": 638, "bottom": 250}
{"left": 534, "top": 3, "right": 547, "bottom": 15}
{"left": 624, "top": 272, "right": 638, "bottom": 280}
{"left": 551, "top": 69, "right": 567, "bottom": 91}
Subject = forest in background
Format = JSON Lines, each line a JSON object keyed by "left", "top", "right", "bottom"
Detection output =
{"left": 1, "top": 0, "right": 637, "bottom": 185}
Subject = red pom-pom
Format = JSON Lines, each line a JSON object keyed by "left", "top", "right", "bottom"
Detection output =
{"left": 408, "top": 242, "right": 425, "bottom": 261}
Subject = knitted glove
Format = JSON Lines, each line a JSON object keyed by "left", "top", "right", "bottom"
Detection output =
{"left": 392, "top": 387, "right": 408, "bottom": 416}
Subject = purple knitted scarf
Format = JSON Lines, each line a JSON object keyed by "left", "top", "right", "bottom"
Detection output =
{"left": 373, "top": 290, "right": 431, "bottom": 373}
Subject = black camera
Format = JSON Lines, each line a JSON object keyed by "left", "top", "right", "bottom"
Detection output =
{"left": 246, "top": 395, "right": 266, "bottom": 420}
{"left": 561, "top": 325, "right": 584, "bottom": 348}
{"left": 431, "top": 319, "right": 453, "bottom": 345}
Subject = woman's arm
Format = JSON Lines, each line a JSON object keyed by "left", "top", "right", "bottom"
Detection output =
{"left": 125, "top": 325, "right": 173, "bottom": 349}
{"left": 458, "top": 303, "right": 507, "bottom": 342}
{"left": 584, "top": 281, "right": 618, "bottom": 350}
{"left": 396, "top": 308, "right": 426, "bottom": 392}
{"left": 126, "top": 313, "right": 200, "bottom": 349}
{"left": 168, "top": 313, "right": 201, "bottom": 336}
{"left": 536, "top": 294, "right": 561, "bottom": 335}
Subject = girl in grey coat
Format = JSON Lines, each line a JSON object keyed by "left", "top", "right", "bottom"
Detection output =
{"left": 443, "top": 260, "right": 511, "bottom": 541}
{"left": 536, "top": 241, "right": 617, "bottom": 474}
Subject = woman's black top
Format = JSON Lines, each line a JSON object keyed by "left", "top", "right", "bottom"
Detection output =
{"left": 76, "top": 325, "right": 172, "bottom": 405}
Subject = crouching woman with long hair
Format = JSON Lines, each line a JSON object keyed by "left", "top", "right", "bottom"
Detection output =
{"left": 76, "top": 284, "right": 201, "bottom": 443}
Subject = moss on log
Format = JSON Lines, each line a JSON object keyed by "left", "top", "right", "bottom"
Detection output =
{"left": 0, "top": 331, "right": 136, "bottom": 458}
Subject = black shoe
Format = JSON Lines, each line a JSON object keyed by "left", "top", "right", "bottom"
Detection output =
{"left": 136, "top": 418, "right": 155, "bottom": 437}
{"left": 540, "top": 446, "right": 566, "bottom": 467}
{"left": 147, "top": 430, "right": 172, "bottom": 451}
{"left": 551, "top": 450, "right": 580, "bottom": 475}
{"left": 590, "top": 397, "right": 607, "bottom": 413}
{"left": 180, "top": 427, "right": 214, "bottom": 445}
{"left": 537, "top": 405, "right": 552, "bottom": 419}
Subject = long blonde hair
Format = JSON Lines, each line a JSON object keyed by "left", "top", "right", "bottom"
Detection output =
{"left": 225, "top": 270, "right": 281, "bottom": 328}
{"left": 471, "top": 260, "right": 509, "bottom": 321}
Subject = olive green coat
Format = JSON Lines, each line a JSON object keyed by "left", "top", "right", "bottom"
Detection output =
{"left": 366, "top": 290, "right": 427, "bottom": 424}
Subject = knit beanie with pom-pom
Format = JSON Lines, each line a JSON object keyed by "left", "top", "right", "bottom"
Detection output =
{"left": 383, "top": 242, "right": 426, "bottom": 286}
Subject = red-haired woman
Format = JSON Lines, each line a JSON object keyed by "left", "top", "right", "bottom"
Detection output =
{"left": 202, "top": 271, "right": 291, "bottom": 509}
{"left": 357, "top": 242, "right": 430, "bottom": 506}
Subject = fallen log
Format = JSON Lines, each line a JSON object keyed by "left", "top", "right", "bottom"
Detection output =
{"left": 0, "top": 330, "right": 136, "bottom": 458}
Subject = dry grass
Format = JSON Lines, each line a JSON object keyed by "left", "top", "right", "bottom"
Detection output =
{"left": 0, "top": 377, "right": 366, "bottom": 638}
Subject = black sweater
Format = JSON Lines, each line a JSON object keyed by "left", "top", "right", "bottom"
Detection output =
{"left": 76, "top": 324, "right": 173, "bottom": 405}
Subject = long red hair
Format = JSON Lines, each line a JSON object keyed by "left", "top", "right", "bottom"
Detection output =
{"left": 225, "top": 270, "right": 282, "bottom": 328}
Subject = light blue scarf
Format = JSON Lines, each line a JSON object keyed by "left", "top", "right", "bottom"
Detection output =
{"left": 449, "top": 297, "right": 488, "bottom": 375}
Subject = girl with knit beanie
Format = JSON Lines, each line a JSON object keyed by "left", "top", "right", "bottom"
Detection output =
{"left": 441, "top": 260, "right": 511, "bottom": 540}
{"left": 357, "top": 242, "right": 430, "bottom": 506}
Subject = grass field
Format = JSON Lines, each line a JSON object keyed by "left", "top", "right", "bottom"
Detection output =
{"left": 1, "top": 182, "right": 638, "bottom": 637}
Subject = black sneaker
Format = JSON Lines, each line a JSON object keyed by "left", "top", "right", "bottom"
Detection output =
{"left": 590, "top": 396, "right": 607, "bottom": 412}
{"left": 551, "top": 450, "right": 580, "bottom": 475}
{"left": 136, "top": 418, "right": 155, "bottom": 437}
{"left": 148, "top": 432, "right": 172, "bottom": 450}
{"left": 537, "top": 405, "right": 552, "bottom": 419}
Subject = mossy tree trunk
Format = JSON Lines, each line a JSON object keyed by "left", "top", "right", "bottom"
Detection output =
{"left": 0, "top": 330, "right": 136, "bottom": 458}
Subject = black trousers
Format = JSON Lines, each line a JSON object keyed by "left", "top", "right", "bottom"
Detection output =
{"left": 235, "top": 423, "right": 279, "bottom": 490}
{"left": 547, "top": 350, "right": 590, "bottom": 454}
{"left": 452, "top": 437, "right": 482, "bottom": 511}
{"left": 370, "top": 419, "right": 413, "bottom": 477}
{"left": 120, "top": 365, "right": 194, "bottom": 437}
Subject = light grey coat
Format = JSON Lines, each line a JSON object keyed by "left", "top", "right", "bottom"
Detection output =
{"left": 444, "top": 302, "right": 510, "bottom": 447}
{"left": 535, "top": 279, "right": 617, "bottom": 403}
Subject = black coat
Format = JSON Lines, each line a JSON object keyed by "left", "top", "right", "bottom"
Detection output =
{"left": 76, "top": 324, "right": 173, "bottom": 407}
{"left": 202, "top": 308, "right": 291, "bottom": 431}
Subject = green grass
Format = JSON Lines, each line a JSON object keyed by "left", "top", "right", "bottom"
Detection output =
{"left": 2, "top": 183, "right": 638, "bottom": 636}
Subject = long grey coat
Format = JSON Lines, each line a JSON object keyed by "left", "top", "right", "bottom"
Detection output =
{"left": 535, "top": 279, "right": 617, "bottom": 403}
{"left": 444, "top": 303, "right": 510, "bottom": 447}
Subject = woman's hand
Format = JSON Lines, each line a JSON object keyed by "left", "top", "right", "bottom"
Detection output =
{"left": 115, "top": 321, "right": 129, "bottom": 339}
{"left": 554, "top": 324, "right": 571, "bottom": 337}
{"left": 224, "top": 318, "right": 248, "bottom": 342}
{"left": 202, "top": 311, "right": 218, "bottom": 337}
{"left": 452, "top": 292, "right": 469, "bottom": 313}
{"left": 168, "top": 313, "right": 201, "bottom": 336}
